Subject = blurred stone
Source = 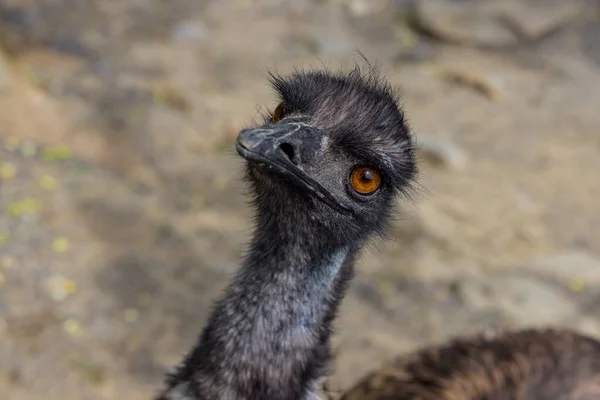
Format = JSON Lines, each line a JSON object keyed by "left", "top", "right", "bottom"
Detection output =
{"left": 581, "top": 19, "right": 600, "bottom": 67}
{"left": 455, "top": 274, "right": 577, "bottom": 326}
{"left": 172, "top": 20, "right": 210, "bottom": 43}
{"left": 394, "top": 42, "right": 438, "bottom": 63}
{"left": 415, "top": 0, "right": 516, "bottom": 47}
{"left": 414, "top": 0, "right": 582, "bottom": 48}
{"left": 438, "top": 67, "right": 505, "bottom": 100}
{"left": 416, "top": 133, "right": 468, "bottom": 170}
{"left": 498, "top": 1, "right": 582, "bottom": 39}
{"left": 346, "top": 0, "right": 385, "bottom": 16}
{"left": 526, "top": 251, "right": 600, "bottom": 285}
{"left": 316, "top": 35, "right": 355, "bottom": 56}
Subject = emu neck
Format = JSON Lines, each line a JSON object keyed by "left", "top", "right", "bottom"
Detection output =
{"left": 163, "top": 215, "right": 356, "bottom": 400}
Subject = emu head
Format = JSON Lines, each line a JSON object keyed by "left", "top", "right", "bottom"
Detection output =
{"left": 236, "top": 67, "right": 416, "bottom": 245}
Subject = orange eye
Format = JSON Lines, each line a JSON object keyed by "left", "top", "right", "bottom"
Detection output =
{"left": 350, "top": 166, "right": 381, "bottom": 195}
{"left": 271, "top": 102, "right": 285, "bottom": 123}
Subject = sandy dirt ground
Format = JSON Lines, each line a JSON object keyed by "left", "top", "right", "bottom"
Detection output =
{"left": 1, "top": 0, "right": 600, "bottom": 398}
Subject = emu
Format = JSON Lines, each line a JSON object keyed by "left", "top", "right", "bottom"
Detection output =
{"left": 156, "top": 66, "right": 600, "bottom": 400}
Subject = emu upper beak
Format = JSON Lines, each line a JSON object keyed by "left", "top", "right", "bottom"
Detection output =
{"left": 236, "top": 121, "right": 352, "bottom": 215}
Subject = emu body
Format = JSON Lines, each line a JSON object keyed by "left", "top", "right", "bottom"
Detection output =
{"left": 156, "top": 66, "right": 600, "bottom": 400}
{"left": 156, "top": 66, "right": 416, "bottom": 400}
{"left": 342, "top": 329, "right": 600, "bottom": 400}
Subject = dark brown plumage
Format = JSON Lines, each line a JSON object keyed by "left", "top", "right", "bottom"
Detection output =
{"left": 339, "top": 328, "right": 600, "bottom": 400}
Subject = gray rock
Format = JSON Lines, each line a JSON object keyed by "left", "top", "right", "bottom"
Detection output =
{"left": 316, "top": 35, "right": 355, "bottom": 57}
{"left": 415, "top": 0, "right": 516, "bottom": 48}
{"left": 581, "top": 19, "right": 600, "bottom": 67}
{"left": 526, "top": 251, "right": 600, "bottom": 285}
{"left": 172, "top": 20, "right": 210, "bottom": 43}
{"left": 346, "top": 0, "right": 385, "bottom": 17}
{"left": 414, "top": 0, "right": 582, "bottom": 48}
{"left": 455, "top": 274, "right": 578, "bottom": 326}
{"left": 416, "top": 133, "right": 469, "bottom": 170}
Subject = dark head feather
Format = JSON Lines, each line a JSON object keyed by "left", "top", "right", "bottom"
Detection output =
{"left": 268, "top": 66, "right": 416, "bottom": 196}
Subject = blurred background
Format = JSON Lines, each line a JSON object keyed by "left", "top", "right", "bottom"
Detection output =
{"left": 1, "top": 0, "right": 600, "bottom": 398}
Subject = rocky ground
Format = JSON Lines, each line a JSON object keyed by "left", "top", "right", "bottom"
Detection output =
{"left": 1, "top": 0, "right": 600, "bottom": 399}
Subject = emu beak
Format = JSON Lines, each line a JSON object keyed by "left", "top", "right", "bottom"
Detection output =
{"left": 236, "top": 121, "right": 352, "bottom": 215}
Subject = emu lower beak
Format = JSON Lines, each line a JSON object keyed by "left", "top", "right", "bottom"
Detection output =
{"left": 236, "top": 122, "right": 352, "bottom": 215}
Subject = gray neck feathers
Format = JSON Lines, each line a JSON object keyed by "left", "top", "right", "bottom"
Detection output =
{"left": 159, "top": 225, "right": 355, "bottom": 400}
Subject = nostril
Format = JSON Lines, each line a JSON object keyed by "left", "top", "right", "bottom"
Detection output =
{"left": 279, "top": 143, "right": 298, "bottom": 164}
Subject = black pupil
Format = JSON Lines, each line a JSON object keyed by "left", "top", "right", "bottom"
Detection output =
{"left": 361, "top": 170, "right": 373, "bottom": 182}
